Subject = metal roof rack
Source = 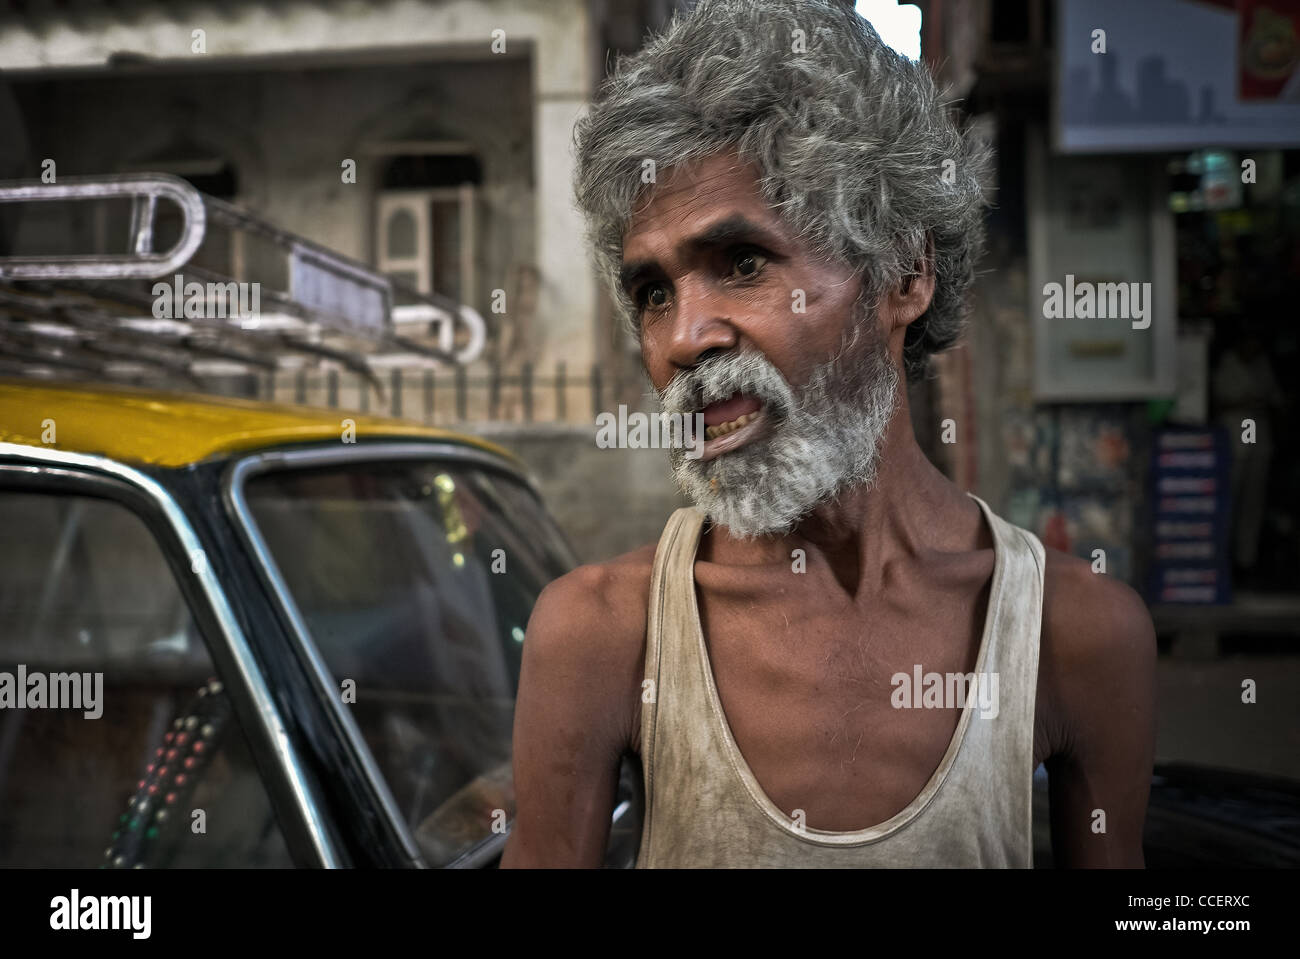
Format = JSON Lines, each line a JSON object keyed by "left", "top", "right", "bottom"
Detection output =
{"left": 0, "top": 173, "right": 485, "bottom": 393}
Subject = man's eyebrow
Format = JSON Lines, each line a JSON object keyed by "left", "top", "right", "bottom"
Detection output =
{"left": 689, "top": 214, "right": 785, "bottom": 253}
{"left": 619, "top": 214, "right": 785, "bottom": 292}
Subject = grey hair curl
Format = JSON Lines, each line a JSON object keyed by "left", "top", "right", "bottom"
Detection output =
{"left": 572, "top": 0, "right": 991, "bottom": 382}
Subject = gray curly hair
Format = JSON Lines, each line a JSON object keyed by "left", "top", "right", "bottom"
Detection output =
{"left": 572, "top": 0, "right": 991, "bottom": 382}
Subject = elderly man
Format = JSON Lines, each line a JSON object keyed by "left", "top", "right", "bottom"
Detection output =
{"left": 502, "top": 0, "right": 1155, "bottom": 868}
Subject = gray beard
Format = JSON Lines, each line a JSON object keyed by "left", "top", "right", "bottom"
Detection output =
{"left": 656, "top": 316, "right": 899, "bottom": 539}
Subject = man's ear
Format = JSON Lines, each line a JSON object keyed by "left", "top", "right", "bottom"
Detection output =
{"left": 893, "top": 231, "right": 936, "bottom": 326}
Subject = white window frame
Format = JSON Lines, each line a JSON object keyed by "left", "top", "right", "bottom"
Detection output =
{"left": 369, "top": 139, "right": 479, "bottom": 312}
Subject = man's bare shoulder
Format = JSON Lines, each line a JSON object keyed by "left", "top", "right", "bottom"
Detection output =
{"left": 1041, "top": 547, "right": 1156, "bottom": 666}
{"left": 520, "top": 540, "right": 660, "bottom": 753}
{"left": 1038, "top": 546, "right": 1157, "bottom": 759}
{"left": 529, "top": 540, "right": 658, "bottom": 649}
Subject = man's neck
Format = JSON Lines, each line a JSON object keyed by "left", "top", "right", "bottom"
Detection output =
{"left": 705, "top": 383, "right": 977, "bottom": 599}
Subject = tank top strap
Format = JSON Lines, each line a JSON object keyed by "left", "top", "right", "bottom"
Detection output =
{"left": 960, "top": 493, "right": 1045, "bottom": 864}
{"left": 645, "top": 506, "right": 708, "bottom": 667}
{"left": 640, "top": 506, "right": 707, "bottom": 860}
{"left": 965, "top": 492, "right": 1045, "bottom": 702}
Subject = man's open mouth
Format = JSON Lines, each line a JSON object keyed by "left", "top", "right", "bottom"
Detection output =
{"left": 696, "top": 393, "right": 768, "bottom": 461}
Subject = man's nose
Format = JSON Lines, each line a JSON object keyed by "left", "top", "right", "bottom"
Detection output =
{"left": 664, "top": 286, "right": 738, "bottom": 370}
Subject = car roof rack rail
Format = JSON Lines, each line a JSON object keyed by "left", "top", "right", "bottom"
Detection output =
{"left": 0, "top": 173, "right": 485, "bottom": 393}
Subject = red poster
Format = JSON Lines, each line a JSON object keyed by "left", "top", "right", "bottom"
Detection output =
{"left": 1238, "top": 0, "right": 1300, "bottom": 100}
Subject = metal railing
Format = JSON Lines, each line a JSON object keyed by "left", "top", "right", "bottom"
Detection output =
{"left": 258, "top": 360, "right": 653, "bottom": 426}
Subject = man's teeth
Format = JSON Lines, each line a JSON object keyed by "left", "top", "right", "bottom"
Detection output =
{"left": 704, "top": 411, "right": 758, "bottom": 440}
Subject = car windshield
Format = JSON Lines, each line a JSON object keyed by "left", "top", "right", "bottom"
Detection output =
{"left": 241, "top": 456, "right": 574, "bottom": 866}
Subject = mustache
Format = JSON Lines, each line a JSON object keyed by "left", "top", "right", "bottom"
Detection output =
{"left": 656, "top": 350, "right": 796, "bottom": 419}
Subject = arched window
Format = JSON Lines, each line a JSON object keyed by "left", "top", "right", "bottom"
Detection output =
{"left": 386, "top": 208, "right": 418, "bottom": 258}
{"left": 373, "top": 148, "right": 481, "bottom": 308}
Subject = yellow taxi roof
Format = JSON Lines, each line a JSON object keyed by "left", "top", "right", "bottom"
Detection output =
{"left": 0, "top": 379, "right": 518, "bottom": 468}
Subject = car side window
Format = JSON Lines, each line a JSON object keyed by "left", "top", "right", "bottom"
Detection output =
{"left": 243, "top": 462, "right": 575, "bottom": 866}
{"left": 0, "top": 489, "right": 294, "bottom": 868}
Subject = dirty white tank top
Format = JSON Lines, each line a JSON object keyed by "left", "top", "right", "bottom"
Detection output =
{"left": 635, "top": 493, "right": 1045, "bottom": 868}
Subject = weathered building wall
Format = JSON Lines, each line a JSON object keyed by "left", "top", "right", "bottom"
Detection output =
{"left": 10, "top": 58, "right": 534, "bottom": 320}
{"left": 1, "top": 0, "right": 598, "bottom": 369}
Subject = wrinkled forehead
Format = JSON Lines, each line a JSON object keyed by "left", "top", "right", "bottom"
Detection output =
{"left": 623, "top": 152, "right": 781, "bottom": 247}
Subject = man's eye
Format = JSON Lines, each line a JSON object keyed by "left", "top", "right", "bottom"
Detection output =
{"left": 731, "top": 249, "right": 768, "bottom": 278}
{"left": 639, "top": 283, "right": 669, "bottom": 309}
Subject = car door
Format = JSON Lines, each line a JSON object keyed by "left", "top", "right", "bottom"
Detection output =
{"left": 0, "top": 447, "right": 339, "bottom": 868}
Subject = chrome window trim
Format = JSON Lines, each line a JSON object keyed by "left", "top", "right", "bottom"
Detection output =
{"left": 0, "top": 441, "right": 342, "bottom": 868}
{"left": 224, "top": 441, "right": 538, "bottom": 867}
